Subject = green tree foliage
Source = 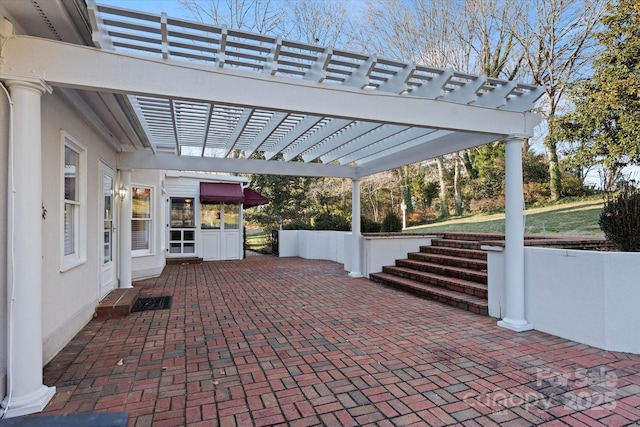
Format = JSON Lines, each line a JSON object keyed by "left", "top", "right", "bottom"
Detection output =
{"left": 599, "top": 185, "right": 640, "bottom": 251}
{"left": 420, "top": 181, "right": 439, "bottom": 208}
{"left": 523, "top": 150, "right": 550, "bottom": 184}
{"left": 470, "top": 142, "right": 506, "bottom": 199}
{"left": 557, "top": 0, "right": 640, "bottom": 189}
{"left": 246, "top": 173, "right": 313, "bottom": 229}
{"left": 312, "top": 212, "right": 351, "bottom": 231}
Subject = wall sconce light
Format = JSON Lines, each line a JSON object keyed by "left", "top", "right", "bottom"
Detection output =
{"left": 118, "top": 185, "right": 128, "bottom": 200}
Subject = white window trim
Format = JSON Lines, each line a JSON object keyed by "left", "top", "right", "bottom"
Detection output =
{"left": 132, "top": 184, "right": 154, "bottom": 257}
{"left": 60, "top": 131, "right": 87, "bottom": 272}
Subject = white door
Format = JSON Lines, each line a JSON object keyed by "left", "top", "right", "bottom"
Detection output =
{"left": 200, "top": 202, "right": 242, "bottom": 260}
{"left": 167, "top": 197, "right": 196, "bottom": 257}
{"left": 99, "top": 162, "right": 115, "bottom": 299}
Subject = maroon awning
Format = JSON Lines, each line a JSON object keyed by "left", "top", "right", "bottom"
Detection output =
{"left": 199, "top": 182, "right": 244, "bottom": 203}
{"left": 243, "top": 188, "right": 269, "bottom": 208}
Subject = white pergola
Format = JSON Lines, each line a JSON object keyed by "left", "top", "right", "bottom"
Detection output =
{"left": 0, "top": 0, "right": 542, "bottom": 416}
{"left": 86, "top": 2, "right": 543, "bottom": 179}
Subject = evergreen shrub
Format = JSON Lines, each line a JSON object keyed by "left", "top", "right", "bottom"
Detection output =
{"left": 380, "top": 211, "right": 402, "bottom": 232}
{"left": 361, "top": 216, "right": 382, "bottom": 232}
{"left": 283, "top": 220, "right": 313, "bottom": 230}
{"left": 312, "top": 212, "right": 351, "bottom": 231}
{"left": 599, "top": 186, "right": 640, "bottom": 251}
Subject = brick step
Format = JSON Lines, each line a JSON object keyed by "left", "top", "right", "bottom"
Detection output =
{"left": 419, "top": 245, "right": 487, "bottom": 261}
{"left": 408, "top": 251, "right": 487, "bottom": 272}
{"left": 370, "top": 272, "right": 488, "bottom": 316}
{"left": 439, "top": 232, "right": 505, "bottom": 242}
{"left": 382, "top": 265, "right": 487, "bottom": 299}
{"left": 95, "top": 287, "right": 141, "bottom": 319}
{"left": 396, "top": 258, "right": 487, "bottom": 284}
{"left": 166, "top": 257, "right": 203, "bottom": 265}
{"left": 431, "top": 239, "right": 483, "bottom": 250}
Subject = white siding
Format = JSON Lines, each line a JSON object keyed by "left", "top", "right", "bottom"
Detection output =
{"left": 40, "top": 91, "right": 118, "bottom": 363}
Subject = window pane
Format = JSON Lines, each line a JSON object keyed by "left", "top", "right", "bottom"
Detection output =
{"left": 132, "top": 219, "right": 150, "bottom": 251}
{"left": 201, "top": 203, "right": 221, "bottom": 229}
{"left": 103, "top": 226, "right": 112, "bottom": 264}
{"left": 183, "top": 230, "right": 195, "bottom": 241}
{"left": 132, "top": 187, "right": 151, "bottom": 219}
{"left": 169, "top": 242, "right": 182, "bottom": 253}
{"left": 104, "top": 175, "right": 113, "bottom": 221}
{"left": 170, "top": 197, "right": 194, "bottom": 228}
{"left": 64, "top": 203, "right": 75, "bottom": 255}
{"left": 103, "top": 172, "right": 113, "bottom": 263}
{"left": 224, "top": 203, "right": 239, "bottom": 230}
{"left": 64, "top": 147, "right": 78, "bottom": 201}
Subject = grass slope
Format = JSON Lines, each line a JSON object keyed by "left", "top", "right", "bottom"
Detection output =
{"left": 405, "top": 199, "right": 605, "bottom": 237}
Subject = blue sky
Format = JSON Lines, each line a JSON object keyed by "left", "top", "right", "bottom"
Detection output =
{"left": 99, "top": 0, "right": 189, "bottom": 17}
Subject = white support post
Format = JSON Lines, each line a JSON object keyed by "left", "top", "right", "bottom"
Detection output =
{"left": 498, "top": 136, "right": 533, "bottom": 332}
{"left": 349, "top": 179, "right": 363, "bottom": 278}
{"left": 1, "top": 80, "right": 56, "bottom": 417}
{"left": 118, "top": 169, "right": 133, "bottom": 288}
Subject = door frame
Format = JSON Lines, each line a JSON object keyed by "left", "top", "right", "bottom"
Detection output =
{"left": 98, "top": 161, "right": 115, "bottom": 299}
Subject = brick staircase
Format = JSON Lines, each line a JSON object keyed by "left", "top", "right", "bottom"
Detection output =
{"left": 369, "top": 233, "right": 505, "bottom": 316}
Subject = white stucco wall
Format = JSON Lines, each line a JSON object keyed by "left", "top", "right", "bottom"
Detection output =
{"left": 363, "top": 235, "right": 435, "bottom": 278}
{"left": 40, "top": 91, "right": 118, "bottom": 363}
{"left": 277, "top": 230, "right": 348, "bottom": 263}
{"left": 131, "top": 169, "right": 166, "bottom": 280}
{"left": 487, "top": 246, "right": 640, "bottom": 354}
{"left": 277, "top": 231, "right": 434, "bottom": 278}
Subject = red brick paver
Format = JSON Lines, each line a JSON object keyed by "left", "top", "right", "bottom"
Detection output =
{"left": 40, "top": 257, "right": 640, "bottom": 426}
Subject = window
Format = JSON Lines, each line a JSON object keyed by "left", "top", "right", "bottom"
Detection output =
{"left": 200, "top": 203, "right": 221, "bottom": 229}
{"left": 200, "top": 202, "right": 239, "bottom": 230}
{"left": 132, "top": 186, "right": 152, "bottom": 253}
{"left": 102, "top": 171, "right": 113, "bottom": 264}
{"left": 61, "top": 133, "right": 86, "bottom": 271}
{"left": 224, "top": 203, "right": 239, "bottom": 230}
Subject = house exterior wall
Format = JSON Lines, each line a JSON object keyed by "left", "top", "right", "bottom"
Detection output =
{"left": 40, "top": 91, "right": 118, "bottom": 363}
{"left": 164, "top": 174, "right": 247, "bottom": 261}
{"left": 131, "top": 169, "right": 166, "bottom": 281}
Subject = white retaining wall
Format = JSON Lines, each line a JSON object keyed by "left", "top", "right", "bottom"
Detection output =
{"left": 277, "top": 231, "right": 434, "bottom": 278}
{"left": 487, "top": 246, "right": 640, "bottom": 354}
{"left": 278, "top": 230, "right": 348, "bottom": 264}
{"left": 363, "top": 235, "right": 435, "bottom": 278}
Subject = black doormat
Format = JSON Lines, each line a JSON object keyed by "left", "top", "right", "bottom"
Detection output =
{"left": 132, "top": 296, "right": 172, "bottom": 312}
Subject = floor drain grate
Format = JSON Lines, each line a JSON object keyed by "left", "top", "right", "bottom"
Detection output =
{"left": 132, "top": 296, "right": 172, "bottom": 312}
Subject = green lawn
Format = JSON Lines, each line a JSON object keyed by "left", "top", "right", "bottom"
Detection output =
{"left": 405, "top": 199, "right": 605, "bottom": 237}
{"left": 245, "top": 230, "right": 271, "bottom": 252}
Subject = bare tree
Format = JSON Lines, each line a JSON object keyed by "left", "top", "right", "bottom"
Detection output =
{"left": 361, "top": 171, "right": 399, "bottom": 222}
{"left": 353, "top": 0, "right": 472, "bottom": 218}
{"left": 285, "top": 0, "right": 351, "bottom": 46}
{"left": 512, "top": 0, "right": 605, "bottom": 200}
{"left": 177, "top": 0, "right": 287, "bottom": 34}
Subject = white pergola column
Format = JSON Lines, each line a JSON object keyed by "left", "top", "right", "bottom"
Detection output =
{"left": 1, "top": 80, "right": 56, "bottom": 417}
{"left": 349, "top": 179, "right": 363, "bottom": 278}
{"left": 118, "top": 169, "right": 132, "bottom": 289}
{"left": 497, "top": 136, "right": 533, "bottom": 332}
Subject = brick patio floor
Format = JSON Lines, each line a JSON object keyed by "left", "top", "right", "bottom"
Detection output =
{"left": 40, "top": 256, "right": 640, "bottom": 426}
